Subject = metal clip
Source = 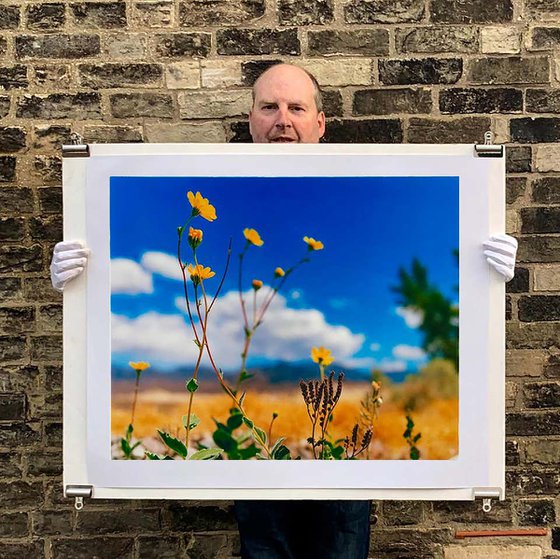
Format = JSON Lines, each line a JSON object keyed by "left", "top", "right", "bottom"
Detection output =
{"left": 474, "top": 130, "right": 503, "bottom": 158}
{"left": 65, "top": 485, "right": 93, "bottom": 510}
{"left": 473, "top": 489, "right": 501, "bottom": 513}
{"left": 62, "top": 132, "right": 89, "bottom": 157}
{"left": 75, "top": 496, "right": 84, "bottom": 511}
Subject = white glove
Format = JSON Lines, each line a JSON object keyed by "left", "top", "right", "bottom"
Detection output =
{"left": 50, "top": 241, "right": 89, "bottom": 292}
{"left": 483, "top": 234, "right": 517, "bottom": 282}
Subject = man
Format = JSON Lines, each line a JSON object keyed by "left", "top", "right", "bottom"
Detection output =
{"left": 51, "top": 63, "right": 518, "bottom": 558}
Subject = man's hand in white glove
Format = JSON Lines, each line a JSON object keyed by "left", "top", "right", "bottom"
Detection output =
{"left": 50, "top": 241, "right": 89, "bottom": 292}
{"left": 483, "top": 234, "right": 518, "bottom": 282}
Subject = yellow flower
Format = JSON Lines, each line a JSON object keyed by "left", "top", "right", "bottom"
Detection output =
{"left": 274, "top": 267, "right": 285, "bottom": 278}
{"left": 188, "top": 226, "right": 203, "bottom": 249}
{"left": 187, "top": 191, "right": 217, "bottom": 222}
{"left": 303, "top": 236, "right": 324, "bottom": 251}
{"left": 187, "top": 263, "right": 215, "bottom": 285}
{"left": 244, "top": 228, "right": 264, "bottom": 247}
{"left": 252, "top": 279, "right": 263, "bottom": 290}
{"left": 310, "top": 346, "right": 334, "bottom": 366}
{"left": 129, "top": 361, "right": 150, "bottom": 372}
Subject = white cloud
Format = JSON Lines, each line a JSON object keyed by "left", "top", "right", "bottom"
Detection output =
{"left": 396, "top": 306, "right": 424, "bottom": 328}
{"left": 111, "top": 258, "right": 153, "bottom": 294}
{"left": 340, "top": 356, "right": 377, "bottom": 370}
{"left": 376, "top": 359, "right": 407, "bottom": 374}
{"left": 141, "top": 251, "right": 184, "bottom": 281}
{"left": 392, "top": 344, "right": 426, "bottom": 361}
{"left": 369, "top": 342, "right": 381, "bottom": 352}
{"left": 119, "top": 288, "right": 365, "bottom": 370}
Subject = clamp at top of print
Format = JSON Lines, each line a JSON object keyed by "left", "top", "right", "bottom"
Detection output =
{"left": 62, "top": 132, "right": 90, "bottom": 158}
{"left": 474, "top": 131, "right": 504, "bottom": 158}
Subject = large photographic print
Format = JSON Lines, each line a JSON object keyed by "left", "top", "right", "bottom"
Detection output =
{"left": 110, "top": 175, "right": 459, "bottom": 462}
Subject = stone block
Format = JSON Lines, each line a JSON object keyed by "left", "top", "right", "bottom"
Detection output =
{"left": 23, "top": 277, "right": 61, "bottom": 303}
{"left": 534, "top": 266, "right": 560, "bottom": 291}
{"left": 179, "top": 0, "right": 265, "bottom": 26}
{"left": 407, "top": 117, "right": 490, "bottom": 143}
{"left": 512, "top": 118, "right": 560, "bottom": 143}
{"left": 26, "top": 3, "right": 65, "bottom": 30}
{"left": 201, "top": 60, "right": 241, "bottom": 88}
{"left": 440, "top": 88, "right": 522, "bottom": 114}
{"left": 527, "top": 89, "right": 560, "bottom": 113}
{"left": 37, "top": 304, "right": 62, "bottom": 332}
{"left": 0, "top": 218, "right": 25, "bottom": 241}
{"left": 430, "top": 0, "right": 513, "bottom": 23}
{"left": 506, "top": 146, "right": 531, "bottom": 173}
{"left": 31, "top": 155, "right": 62, "bottom": 184}
{"left": 0, "top": 423, "right": 41, "bottom": 447}
{"left": 433, "top": 500, "right": 513, "bottom": 524}
{"left": 178, "top": 90, "right": 251, "bottom": 119}
{"left": 0, "top": 393, "right": 26, "bottom": 420}
{"left": 506, "top": 267, "right": 529, "bottom": 293}
{"left": 322, "top": 90, "right": 343, "bottom": 117}
{"left": 79, "top": 63, "right": 163, "bottom": 89}
{"left": 507, "top": 470, "right": 560, "bottom": 495}
{"left": 103, "top": 34, "right": 147, "bottom": 58}
{"left": 26, "top": 452, "right": 62, "bottom": 477}
{"left": 0, "top": 481, "right": 43, "bottom": 507}
{"left": 33, "top": 125, "right": 71, "bottom": 151}
{"left": 0, "top": 307, "right": 35, "bottom": 333}
{"left": 144, "top": 122, "right": 226, "bottom": 143}
{"left": 353, "top": 88, "right": 432, "bottom": 115}
{"left": 110, "top": 93, "right": 173, "bottom": 118}
{"left": 323, "top": 119, "right": 403, "bottom": 143}
{"left": 0, "top": 278, "right": 23, "bottom": 302}
{"left": 481, "top": 26, "right": 522, "bottom": 54}
{"left": 517, "top": 499, "right": 556, "bottom": 525}
{"left": 382, "top": 501, "right": 424, "bottom": 525}
{"left": 30, "top": 335, "right": 62, "bottom": 361}
{"left": 0, "top": 365, "right": 41, "bottom": 393}
{"left": 0, "top": 187, "right": 33, "bottom": 214}
{"left": 0, "top": 543, "right": 43, "bottom": 559}
{"left": 165, "top": 61, "right": 200, "bottom": 89}
{"left": 187, "top": 533, "right": 236, "bottom": 558}
{"left": 506, "top": 177, "right": 526, "bottom": 205}
{"left": 535, "top": 145, "right": 560, "bottom": 172}
{"left": 17, "top": 93, "right": 101, "bottom": 120}
{"left": 308, "top": 29, "right": 389, "bottom": 56}
{"left": 468, "top": 57, "right": 549, "bottom": 85}
{"left": 380, "top": 58, "right": 462, "bottom": 85}
{"left": 344, "top": 0, "right": 424, "bottom": 23}
{"left": 0, "top": 65, "right": 29, "bottom": 89}
{"left": 302, "top": 59, "right": 372, "bottom": 86}
{"left": 167, "top": 503, "right": 236, "bottom": 531}
{"left": 0, "top": 6, "right": 20, "bottom": 29}
{"left": 0, "top": 156, "right": 16, "bottom": 182}
{"left": 71, "top": 2, "right": 127, "bottom": 28}
{"left": 153, "top": 32, "right": 211, "bottom": 58}
{"left": 506, "top": 209, "right": 519, "bottom": 235}
{"left": 371, "top": 528, "right": 453, "bottom": 555}
{"left": 532, "top": 177, "right": 560, "bottom": 203}
{"left": 133, "top": 1, "right": 174, "bottom": 27}
{"left": 278, "top": 0, "right": 334, "bottom": 25}
{"left": 526, "top": 0, "right": 560, "bottom": 19}
{"left": 530, "top": 27, "right": 560, "bottom": 50}
{"left": 51, "top": 538, "right": 134, "bottom": 558}
{"left": 83, "top": 126, "right": 143, "bottom": 144}
{"left": 31, "top": 510, "right": 73, "bottom": 536}
{"left": 544, "top": 355, "right": 560, "bottom": 379}
{"left": 0, "top": 245, "right": 42, "bottom": 272}
{"left": 444, "top": 545, "right": 541, "bottom": 559}
{"left": 217, "top": 28, "right": 300, "bottom": 56}
{"left": 228, "top": 121, "right": 251, "bottom": 142}
{"left": 397, "top": 26, "right": 478, "bottom": 53}
{"left": 16, "top": 34, "right": 100, "bottom": 59}
{"left": 521, "top": 208, "right": 560, "bottom": 234}
{"left": 138, "top": 536, "right": 182, "bottom": 559}
{"left": 523, "top": 381, "right": 560, "bottom": 408}
{"left": 0, "top": 513, "right": 27, "bottom": 537}
{"left": 32, "top": 65, "right": 71, "bottom": 88}
{"left": 506, "top": 410, "right": 560, "bottom": 435}
{"left": 0, "top": 96, "right": 9, "bottom": 118}
{"left": 505, "top": 439, "right": 519, "bottom": 466}
{"left": 241, "top": 59, "right": 283, "bottom": 85}
{"left": 524, "top": 439, "right": 560, "bottom": 465}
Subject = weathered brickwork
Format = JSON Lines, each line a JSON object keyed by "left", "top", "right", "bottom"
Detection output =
{"left": 0, "top": 0, "right": 558, "bottom": 557}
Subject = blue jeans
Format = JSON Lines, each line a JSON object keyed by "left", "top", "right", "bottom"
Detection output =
{"left": 234, "top": 500, "right": 371, "bottom": 559}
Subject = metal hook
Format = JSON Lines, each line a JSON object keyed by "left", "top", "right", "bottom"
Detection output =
{"left": 484, "top": 131, "right": 493, "bottom": 145}
{"left": 482, "top": 498, "right": 492, "bottom": 513}
{"left": 75, "top": 496, "right": 84, "bottom": 511}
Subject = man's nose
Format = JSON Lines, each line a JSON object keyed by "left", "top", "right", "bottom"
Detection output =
{"left": 274, "top": 107, "right": 291, "bottom": 128}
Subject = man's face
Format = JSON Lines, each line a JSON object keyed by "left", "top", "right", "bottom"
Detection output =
{"left": 249, "top": 64, "right": 326, "bottom": 144}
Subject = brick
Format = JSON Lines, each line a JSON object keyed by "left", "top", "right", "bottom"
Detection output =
{"left": 344, "top": 0, "right": 424, "bottom": 23}
{"left": 506, "top": 267, "right": 529, "bottom": 293}
{"left": 0, "top": 6, "right": 20, "bottom": 29}
{"left": 31, "top": 156, "right": 62, "bottom": 184}
{"left": 396, "top": 26, "right": 478, "bottom": 54}
{"left": 440, "top": 88, "right": 522, "bottom": 114}
{"left": 322, "top": 90, "right": 343, "bottom": 117}
{"left": 380, "top": 58, "right": 462, "bottom": 85}
{"left": 0, "top": 365, "right": 41, "bottom": 393}
{"left": 229, "top": 121, "right": 251, "bottom": 142}
{"left": 0, "top": 96, "right": 9, "bottom": 118}
{"left": 32, "top": 510, "right": 73, "bottom": 536}
{"left": 30, "top": 335, "right": 62, "bottom": 361}
{"left": 506, "top": 411, "right": 560, "bottom": 435}
{"left": 0, "top": 423, "right": 40, "bottom": 447}
{"left": 44, "top": 422, "right": 62, "bottom": 446}
{"left": 0, "top": 543, "right": 43, "bottom": 559}
{"left": 71, "top": 2, "right": 127, "bottom": 28}
{"left": 481, "top": 26, "right": 522, "bottom": 54}
{"left": 37, "top": 186, "right": 62, "bottom": 213}
{"left": 17, "top": 93, "right": 101, "bottom": 120}
{"left": 77, "top": 509, "right": 161, "bottom": 534}
{"left": 0, "top": 156, "right": 16, "bottom": 182}
{"left": 188, "top": 533, "right": 236, "bottom": 558}
{"left": 165, "top": 61, "right": 199, "bottom": 89}
{"left": 532, "top": 177, "right": 560, "bottom": 204}
{"left": 133, "top": 1, "right": 174, "bottom": 27}
{"left": 144, "top": 122, "right": 226, "bottom": 143}
{"left": 178, "top": 90, "right": 251, "bottom": 119}
{"left": 0, "top": 513, "right": 27, "bottom": 536}
{"left": 37, "top": 304, "right": 62, "bottom": 332}
{"left": 507, "top": 322, "right": 560, "bottom": 349}
{"left": 512, "top": 118, "right": 560, "bottom": 143}
{"left": 545, "top": 355, "right": 560, "bottom": 379}
{"left": 241, "top": 59, "right": 284, "bottom": 86}
{"left": 524, "top": 439, "right": 560, "bottom": 465}
{"left": 201, "top": 60, "right": 241, "bottom": 88}
{"left": 26, "top": 451, "right": 62, "bottom": 476}
{"left": 508, "top": 470, "right": 560, "bottom": 495}
{"left": 0, "top": 278, "right": 22, "bottom": 302}
{"left": 353, "top": 88, "right": 431, "bottom": 115}
{"left": 323, "top": 119, "right": 403, "bottom": 143}
{"left": 179, "top": 0, "right": 264, "bottom": 26}
{"left": 153, "top": 33, "right": 210, "bottom": 58}
{"left": 33, "top": 125, "right": 71, "bottom": 151}
{"left": 0, "top": 217, "right": 25, "bottom": 241}
{"left": 527, "top": 0, "right": 560, "bottom": 18}
{"left": 507, "top": 207, "right": 519, "bottom": 234}
{"left": 506, "top": 177, "right": 526, "bottom": 205}
{"left": 104, "top": 33, "right": 147, "bottom": 59}
{"left": 308, "top": 29, "right": 389, "bottom": 56}
{"left": 506, "top": 439, "right": 519, "bottom": 466}
{"left": 278, "top": 0, "right": 334, "bottom": 25}
{"left": 32, "top": 65, "right": 72, "bottom": 88}
{"left": 138, "top": 536, "right": 182, "bottom": 559}
{"left": 23, "top": 277, "right": 61, "bottom": 303}
{"left": 302, "top": 59, "right": 372, "bottom": 86}
{"left": 408, "top": 117, "right": 490, "bottom": 143}
{"left": 83, "top": 125, "right": 143, "bottom": 144}
{"left": 517, "top": 499, "right": 556, "bottom": 525}
{"left": 217, "top": 29, "right": 300, "bottom": 56}
{"left": 535, "top": 146, "right": 560, "bottom": 172}
{"left": 0, "top": 65, "right": 29, "bottom": 89}
{"left": 167, "top": 503, "right": 236, "bottom": 531}
{"left": 430, "top": 0, "right": 513, "bottom": 23}
{"left": 26, "top": 3, "right": 65, "bottom": 30}
{"left": 527, "top": 88, "right": 560, "bottom": 113}
{"left": 534, "top": 266, "right": 560, "bottom": 291}
{"left": 0, "top": 452, "right": 23, "bottom": 477}
{"left": 0, "top": 393, "right": 26, "bottom": 420}
{"left": 51, "top": 538, "right": 134, "bottom": 559}
{"left": 0, "top": 245, "right": 42, "bottom": 273}
{"left": 371, "top": 528, "right": 453, "bottom": 555}
{"left": 530, "top": 27, "right": 560, "bottom": 50}
{"left": 16, "top": 34, "right": 100, "bottom": 59}
{"left": 506, "top": 146, "right": 531, "bottom": 173}
{"left": 468, "top": 57, "right": 549, "bottom": 85}
{"left": 44, "top": 365, "right": 62, "bottom": 391}
{"left": 383, "top": 501, "right": 424, "bottom": 525}
{"left": 521, "top": 208, "right": 560, "bottom": 234}
{"left": 0, "top": 481, "right": 43, "bottom": 507}
{"left": 79, "top": 63, "right": 163, "bottom": 89}
{"left": 0, "top": 38, "right": 7, "bottom": 58}
{"left": 524, "top": 381, "right": 560, "bottom": 408}
{"left": 110, "top": 93, "right": 174, "bottom": 118}
{"left": 506, "top": 295, "right": 512, "bottom": 320}
{"left": 433, "top": 501, "right": 512, "bottom": 524}
{"left": 444, "top": 545, "right": 542, "bottom": 559}
{"left": 0, "top": 307, "right": 35, "bottom": 333}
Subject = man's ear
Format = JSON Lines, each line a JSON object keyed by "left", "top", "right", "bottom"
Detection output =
{"left": 318, "top": 111, "right": 326, "bottom": 138}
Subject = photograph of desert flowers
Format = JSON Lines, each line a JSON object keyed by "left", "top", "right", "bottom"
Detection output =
{"left": 110, "top": 175, "right": 459, "bottom": 461}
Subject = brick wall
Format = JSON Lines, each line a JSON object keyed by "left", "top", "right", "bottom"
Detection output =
{"left": 0, "top": 0, "right": 559, "bottom": 557}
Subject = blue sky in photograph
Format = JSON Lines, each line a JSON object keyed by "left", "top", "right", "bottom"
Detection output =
{"left": 110, "top": 175, "right": 459, "bottom": 377}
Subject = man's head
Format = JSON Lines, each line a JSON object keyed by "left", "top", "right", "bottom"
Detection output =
{"left": 249, "top": 63, "right": 326, "bottom": 144}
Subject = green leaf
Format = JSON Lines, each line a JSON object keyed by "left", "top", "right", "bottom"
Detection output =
{"left": 186, "top": 378, "right": 199, "bottom": 393}
{"left": 145, "top": 451, "right": 161, "bottom": 460}
{"left": 121, "top": 438, "right": 131, "bottom": 455}
{"left": 272, "top": 445, "right": 291, "bottom": 460}
{"left": 239, "top": 370, "right": 254, "bottom": 382}
{"left": 270, "top": 437, "right": 286, "bottom": 456}
{"left": 158, "top": 430, "right": 188, "bottom": 458}
{"left": 130, "top": 441, "right": 142, "bottom": 452}
{"left": 189, "top": 448, "right": 223, "bottom": 460}
{"left": 126, "top": 424, "right": 133, "bottom": 437}
{"left": 254, "top": 426, "right": 267, "bottom": 446}
{"left": 238, "top": 392, "right": 246, "bottom": 406}
{"left": 227, "top": 412, "right": 244, "bottom": 431}
{"left": 242, "top": 417, "right": 254, "bottom": 429}
{"left": 182, "top": 413, "right": 200, "bottom": 430}
{"left": 239, "top": 444, "right": 260, "bottom": 460}
{"left": 410, "top": 447, "right": 421, "bottom": 460}
{"left": 413, "top": 433, "right": 422, "bottom": 443}
{"left": 213, "top": 428, "right": 238, "bottom": 453}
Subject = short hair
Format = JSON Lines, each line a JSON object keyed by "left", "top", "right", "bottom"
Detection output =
{"left": 252, "top": 63, "right": 324, "bottom": 113}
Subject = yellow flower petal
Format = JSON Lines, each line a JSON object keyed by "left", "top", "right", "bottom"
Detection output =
{"left": 187, "top": 191, "right": 217, "bottom": 222}
{"left": 187, "top": 263, "right": 215, "bottom": 282}
{"left": 310, "top": 346, "right": 334, "bottom": 366}
{"left": 244, "top": 228, "right": 264, "bottom": 247}
{"left": 129, "top": 361, "right": 150, "bottom": 372}
{"left": 274, "top": 267, "right": 285, "bottom": 278}
{"left": 252, "top": 279, "right": 263, "bottom": 290}
{"left": 303, "top": 236, "right": 324, "bottom": 251}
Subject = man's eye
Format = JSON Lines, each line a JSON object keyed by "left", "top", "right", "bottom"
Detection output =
{"left": 262, "top": 105, "right": 275, "bottom": 110}
{"left": 291, "top": 106, "right": 304, "bottom": 112}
